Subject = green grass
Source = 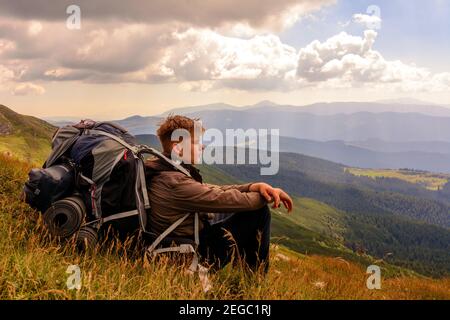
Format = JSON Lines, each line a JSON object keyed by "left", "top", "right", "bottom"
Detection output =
{"left": 0, "top": 105, "right": 56, "bottom": 165}
{"left": 346, "top": 167, "right": 450, "bottom": 191}
{"left": 274, "top": 197, "right": 346, "bottom": 241}
{"left": 0, "top": 135, "right": 51, "bottom": 165}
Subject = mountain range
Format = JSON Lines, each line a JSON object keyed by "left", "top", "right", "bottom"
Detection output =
{"left": 43, "top": 100, "right": 450, "bottom": 173}
{"left": 130, "top": 100, "right": 450, "bottom": 173}
{"left": 161, "top": 99, "right": 450, "bottom": 117}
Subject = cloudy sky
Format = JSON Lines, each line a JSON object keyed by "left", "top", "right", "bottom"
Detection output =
{"left": 0, "top": 0, "right": 449, "bottom": 118}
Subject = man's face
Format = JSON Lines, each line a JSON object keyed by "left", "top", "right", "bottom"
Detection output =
{"left": 170, "top": 120, "right": 205, "bottom": 164}
{"left": 173, "top": 134, "right": 204, "bottom": 165}
{"left": 190, "top": 135, "right": 204, "bottom": 165}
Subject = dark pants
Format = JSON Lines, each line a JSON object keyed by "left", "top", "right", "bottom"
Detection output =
{"left": 198, "top": 205, "right": 271, "bottom": 273}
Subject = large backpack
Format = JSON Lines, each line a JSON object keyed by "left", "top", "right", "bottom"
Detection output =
{"left": 23, "top": 120, "right": 210, "bottom": 290}
{"left": 23, "top": 120, "right": 192, "bottom": 244}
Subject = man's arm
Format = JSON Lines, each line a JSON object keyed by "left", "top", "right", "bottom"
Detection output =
{"left": 204, "top": 182, "right": 253, "bottom": 193}
{"left": 167, "top": 175, "right": 266, "bottom": 213}
{"left": 203, "top": 182, "right": 293, "bottom": 212}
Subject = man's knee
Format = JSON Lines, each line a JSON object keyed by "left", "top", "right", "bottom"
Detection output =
{"left": 229, "top": 205, "right": 271, "bottom": 228}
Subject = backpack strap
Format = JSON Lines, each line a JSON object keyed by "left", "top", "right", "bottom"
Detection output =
{"left": 101, "top": 209, "right": 139, "bottom": 223}
{"left": 138, "top": 146, "right": 192, "bottom": 178}
{"left": 194, "top": 212, "right": 199, "bottom": 246}
{"left": 137, "top": 159, "right": 150, "bottom": 209}
{"left": 146, "top": 213, "right": 190, "bottom": 254}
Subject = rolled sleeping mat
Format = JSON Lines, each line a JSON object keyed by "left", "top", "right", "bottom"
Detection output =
{"left": 43, "top": 196, "right": 86, "bottom": 238}
{"left": 76, "top": 225, "right": 99, "bottom": 252}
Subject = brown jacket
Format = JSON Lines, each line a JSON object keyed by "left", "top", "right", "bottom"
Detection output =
{"left": 145, "top": 159, "right": 267, "bottom": 238}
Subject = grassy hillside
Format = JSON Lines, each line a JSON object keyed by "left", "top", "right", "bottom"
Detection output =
{"left": 346, "top": 168, "right": 450, "bottom": 191}
{"left": 1, "top": 153, "right": 449, "bottom": 299}
{"left": 0, "top": 105, "right": 56, "bottom": 165}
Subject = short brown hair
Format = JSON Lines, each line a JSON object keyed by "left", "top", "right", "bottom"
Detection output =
{"left": 157, "top": 114, "right": 202, "bottom": 153}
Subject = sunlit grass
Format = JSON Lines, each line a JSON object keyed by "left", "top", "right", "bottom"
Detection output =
{"left": 0, "top": 135, "right": 50, "bottom": 165}
{"left": 346, "top": 167, "right": 449, "bottom": 191}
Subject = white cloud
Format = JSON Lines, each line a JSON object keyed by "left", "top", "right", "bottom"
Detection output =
{"left": 156, "top": 28, "right": 300, "bottom": 91}
{"left": 12, "top": 82, "right": 46, "bottom": 96}
{"left": 0, "top": 64, "right": 15, "bottom": 89}
{"left": 28, "top": 21, "right": 43, "bottom": 36}
{"left": 297, "top": 30, "right": 378, "bottom": 82}
{"left": 338, "top": 20, "right": 350, "bottom": 28}
{"left": 0, "top": 63, "right": 45, "bottom": 95}
{"left": 352, "top": 13, "right": 382, "bottom": 30}
{"left": 0, "top": 64, "right": 14, "bottom": 78}
{"left": 295, "top": 30, "right": 449, "bottom": 93}
{"left": 0, "top": 39, "right": 15, "bottom": 55}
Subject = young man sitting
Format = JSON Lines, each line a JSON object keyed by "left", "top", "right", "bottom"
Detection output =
{"left": 145, "top": 115, "right": 293, "bottom": 273}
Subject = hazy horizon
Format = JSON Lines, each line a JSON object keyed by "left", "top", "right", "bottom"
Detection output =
{"left": 2, "top": 97, "right": 447, "bottom": 121}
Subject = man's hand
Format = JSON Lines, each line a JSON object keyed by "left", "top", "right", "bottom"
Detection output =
{"left": 249, "top": 182, "right": 293, "bottom": 213}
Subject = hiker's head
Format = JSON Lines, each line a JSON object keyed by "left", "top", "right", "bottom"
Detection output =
{"left": 157, "top": 115, "right": 205, "bottom": 164}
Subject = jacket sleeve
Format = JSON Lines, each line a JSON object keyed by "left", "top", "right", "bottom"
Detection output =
{"left": 204, "top": 182, "right": 253, "bottom": 193}
{"left": 167, "top": 175, "right": 266, "bottom": 213}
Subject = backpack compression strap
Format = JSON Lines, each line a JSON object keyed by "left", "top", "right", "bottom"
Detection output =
{"left": 137, "top": 146, "right": 192, "bottom": 178}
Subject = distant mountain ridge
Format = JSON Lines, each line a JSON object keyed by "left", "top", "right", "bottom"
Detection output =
{"left": 44, "top": 99, "right": 450, "bottom": 124}
{"left": 276, "top": 136, "right": 450, "bottom": 173}
{"left": 82, "top": 100, "right": 450, "bottom": 143}
{"left": 116, "top": 102, "right": 450, "bottom": 172}
{"left": 30, "top": 100, "right": 450, "bottom": 172}
{"left": 159, "top": 100, "right": 450, "bottom": 117}
{"left": 97, "top": 110, "right": 450, "bottom": 143}
{"left": 175, "top": 109, "right": 450, "bottom": 142}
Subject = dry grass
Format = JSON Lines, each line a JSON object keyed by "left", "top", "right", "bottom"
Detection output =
{"left": 1, "top": 154, "right": 449, "bottom": 300}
